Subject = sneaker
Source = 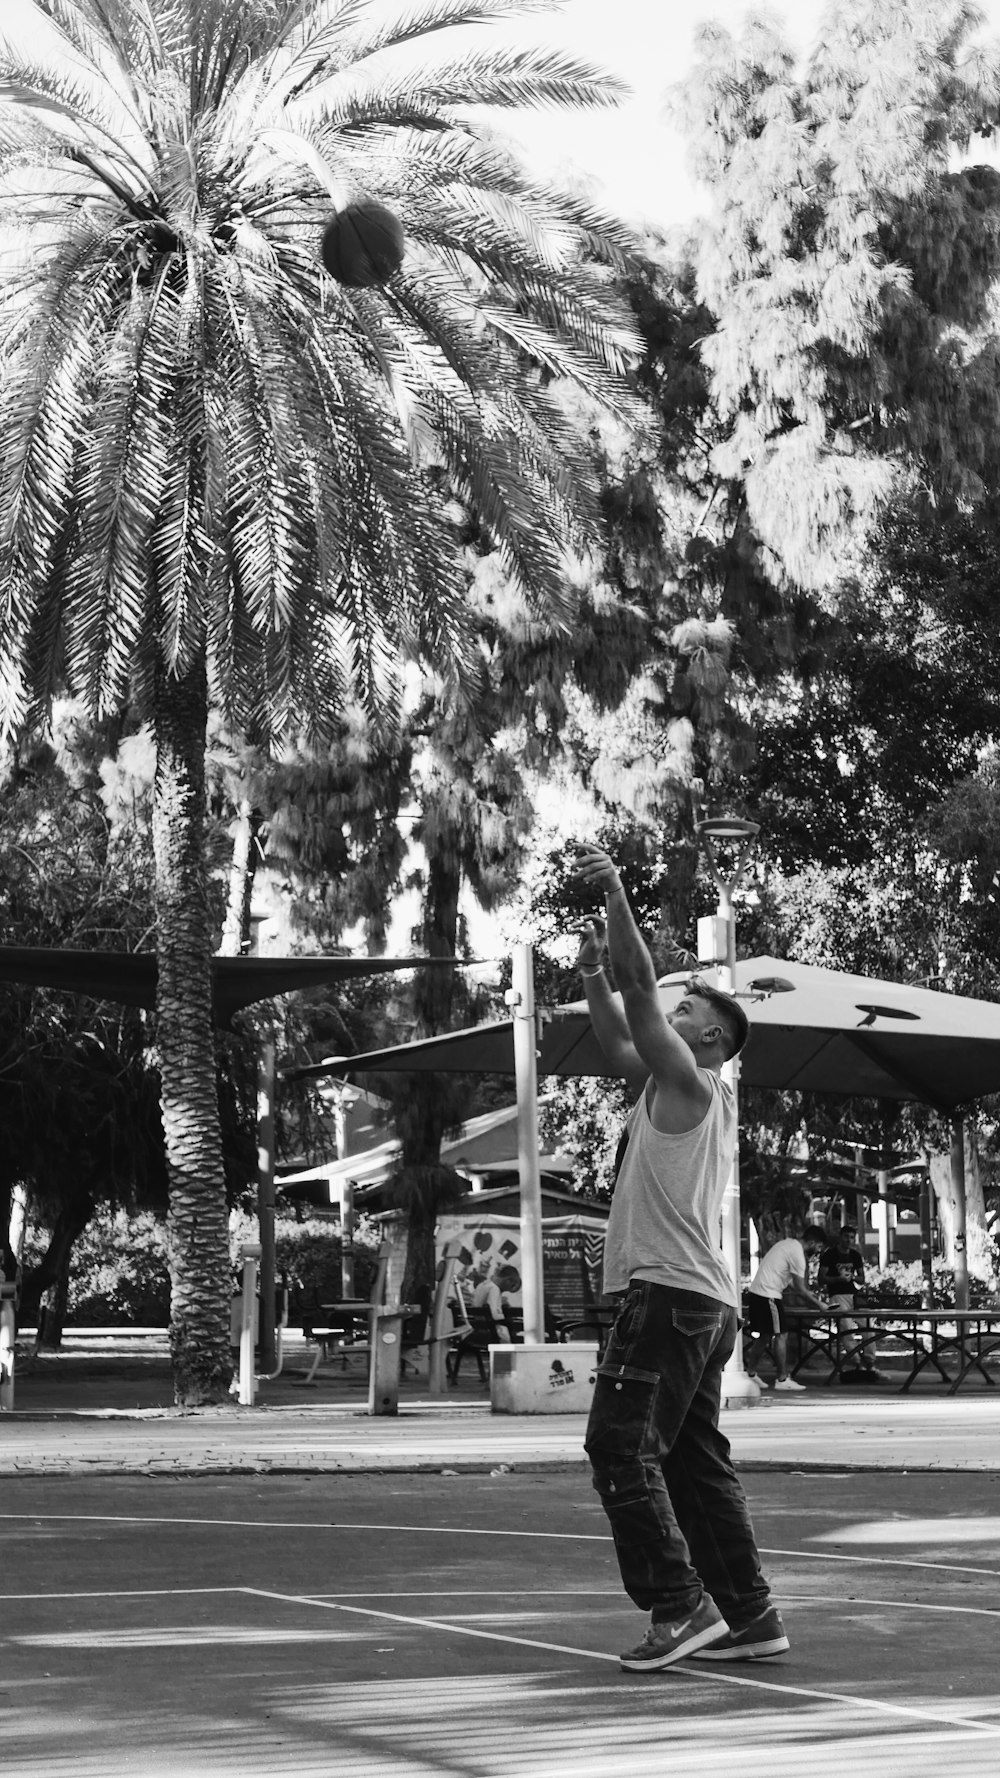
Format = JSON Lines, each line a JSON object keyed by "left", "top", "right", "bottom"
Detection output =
{"left": 691, "top": 1605, "right": 790, "bottom": 1662}
{"left": 773, "top": 1376, "right": 806, "bottom": 1392}
{"left": 619, "top": 1594, "right": 727, "bottom": 1671}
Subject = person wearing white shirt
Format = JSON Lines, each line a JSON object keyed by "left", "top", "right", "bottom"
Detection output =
{"left": 469, "top": 1268, "right": 518, "bottom": 1341}
{"left": 745, "top": 1228, "right": 827, "bottom": 1390}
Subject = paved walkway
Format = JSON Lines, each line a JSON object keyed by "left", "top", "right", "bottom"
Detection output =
{"left": 3, "top": 1331, "right": 1000, "bottom": 1475}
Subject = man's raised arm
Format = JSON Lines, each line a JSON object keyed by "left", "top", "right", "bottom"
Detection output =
{"left": 575, "top": 915, "right": 648, "bottom": 1096}
{"left": 572, "top": 844, "right": 710, "bottom": 1114}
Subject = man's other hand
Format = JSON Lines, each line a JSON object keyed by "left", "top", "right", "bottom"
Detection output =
{"left": 576, "top": 917, "right": 607, "bottom": 972}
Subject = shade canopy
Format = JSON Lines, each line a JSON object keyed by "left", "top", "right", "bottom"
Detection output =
{"left": 0, "top": 947, "right": 461, "bottom": 1029}
{"left": 286, "top": 955, "right": 1000, "bottom": 1113}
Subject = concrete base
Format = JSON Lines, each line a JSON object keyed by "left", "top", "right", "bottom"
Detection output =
{"left": 490, "top": 1342, "right": 598, "bottom": 1414}
{"left": 722, "top": 1364, "right": 763, "bottom": 1410}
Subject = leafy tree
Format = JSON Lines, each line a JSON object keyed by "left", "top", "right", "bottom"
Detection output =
{"left": 0, "top": 0, "right": 640, "bottom": 1400}
{"left": 670, "top": 2, "right": 1000, "bottom": 588}
{"left": 0, "top": 707, "right": 257, "bottom": 1333}
{"left": 537, "top": 1075, "right": 631, "bottom": 1200}
{"left": 738, "top": 503, "right": 1000, "bottom": 873}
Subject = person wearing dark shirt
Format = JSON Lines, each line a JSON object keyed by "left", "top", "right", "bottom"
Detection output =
{"left": 817, "top": 1224, "right": 880, "bottom": 1378}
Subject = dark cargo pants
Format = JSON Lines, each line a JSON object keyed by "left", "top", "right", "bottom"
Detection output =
{"left": 584, "top": 1279, "right": 772, "bottom": 1625}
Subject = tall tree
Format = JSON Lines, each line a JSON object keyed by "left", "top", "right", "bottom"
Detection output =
{"left": 670, "top": 1, "right": 1000, "bottom": 588}
{"left": 0, "top": 707, "right": 256, "bottom": 1330}
{"left": 0, "top": 0, "right": 640, "bottom": 1400}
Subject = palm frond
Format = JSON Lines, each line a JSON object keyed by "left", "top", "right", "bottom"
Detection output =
{"left": 61, "top": 286, "right": 161, "bottom": 710}
{"left": 293, "top": 45, "right": 627, "bottom": 132}
{"left": 1, "top": 0, "right": 640, "bottom": 745}
{"left": 0, "top": 55, "right": 151, "bottom": 190}
{"left": 273, "top": 0, "right": 561, "bottom": 103}
{"left": 45, "top": 0, "right": 167, "bottom": 79}
{"left": 20, "top": 0, "right": 151, "bottom": 124}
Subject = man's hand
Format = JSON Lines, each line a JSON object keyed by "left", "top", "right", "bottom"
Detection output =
{"left": 576, "top": 917, "right": 607, "bottom": 972}
{"left": 570, "top": 843, "right": 624, "bottom": 898}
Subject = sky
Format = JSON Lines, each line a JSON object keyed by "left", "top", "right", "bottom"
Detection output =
{"left": 494, "top": 0, "right": 1000, "bottom": 230}
{"left": 489, "top": 0, "right": 830, "bottom": 230}
{"left": 7, "top": 1, "right": 1000, "bottom": 230}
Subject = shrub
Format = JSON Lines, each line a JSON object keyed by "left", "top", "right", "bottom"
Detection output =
{"left": 25, "top": 1207, "right": 381, "bottom": 1326}
{"left": 229, "top": 1209, "right": 380, "bottom": 1317}
{"left": 67, "top": 1209, "right": 171, "bottom": 1324}
{"left": 864, "top": 1259, "right": 999, "bottom": 1311}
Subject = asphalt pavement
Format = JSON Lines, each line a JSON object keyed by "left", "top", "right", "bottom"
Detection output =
{"left": 4, "top": 1467, "right": 1000, "bottom": 1777}
{"left": 5, "top": 1334, "right": 1000, "bottom": 1776}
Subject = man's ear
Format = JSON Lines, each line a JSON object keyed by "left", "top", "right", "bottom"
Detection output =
{"left": 701, "top": 1023, "right": 723, "bottom": 1048}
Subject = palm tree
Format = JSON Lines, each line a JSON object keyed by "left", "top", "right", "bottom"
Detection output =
{"left": 0, "top": 0, "right": 641, "bottom": 1402}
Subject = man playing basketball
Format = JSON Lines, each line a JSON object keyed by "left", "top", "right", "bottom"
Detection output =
{"left": 572, "top": 842, "right": 788, "bottom": 1670}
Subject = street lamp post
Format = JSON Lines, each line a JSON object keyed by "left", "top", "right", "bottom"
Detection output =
{"left": 695, "top": 816, "right": 761, "bottom": 1408}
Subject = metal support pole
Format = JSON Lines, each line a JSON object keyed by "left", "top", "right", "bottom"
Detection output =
{"left": 716, "top": 884, "right": 758, "bottom": 1406}
{"left": 257, "top": 1037, "right": 277, "bottom": 1373}
{"left": 697, "top": 818, "right": 760, "bottom": 1409}
{"left": 876, "top": 1169, "right": 894, "bottom": 1268}
{"left": 510, "top": 943, "right": 545, "bottom": 1344}
{"left": 238, "top": 1246, "right": 260, "bottom": 1406}
{"left": 950, "top": 1116, "right": 969, "bottom": 1312}
{"left": 919, "top": 1173, "right": 935, "bottom": 1308}
{"left": 340, "top": 1180, "right": 356, "bottom": 1300}
{"left": 0, "top": 1278, "right": 16, "bottom": 1412}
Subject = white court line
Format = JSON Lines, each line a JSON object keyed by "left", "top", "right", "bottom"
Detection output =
{"left": 780, "top": 1591, "right": 1000, "bottom": 1619}
{"left": 0, "top": 1586, "right": 243, "bottom": 1601}
{"left": 3, "top": 1513, "right": 1000, "bottom": 1578}
{"left": 764, "top": 1545, "right": 1000, "bottom": 1579}
{"left": 0, "top": 1586, "right": 620, "bottom": 1604}
{"left": 244, "top": 1585, "right": 1000, "bottom": 1737}
{"left": 3, "top": 1574, "right": 998, "bottom": 1727}
{"left": 0, "top": 1513, "right": 603, "bottom": 1539}
{"left": 1, "top": 1583, "right": 996, "bottom": 1623}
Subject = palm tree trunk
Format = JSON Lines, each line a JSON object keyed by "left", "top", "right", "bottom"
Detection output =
{"left": 152, "top": 662, "right": 232, "bottom": 1405}
{"left": 389, "top": 849, "right": 473, "bottom": 1303}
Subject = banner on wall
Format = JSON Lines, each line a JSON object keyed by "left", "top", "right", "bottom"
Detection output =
{"left": 436, "top": 1212, "right": 607, "bottom": 1317}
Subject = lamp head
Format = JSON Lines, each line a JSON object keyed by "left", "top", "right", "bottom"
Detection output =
{"left": 695, "top": 817, "right": 761, "bottom": 842}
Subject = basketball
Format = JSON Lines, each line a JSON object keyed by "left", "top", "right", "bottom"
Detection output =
{"left": 321, "top": 200, "right": 405, "bottom": 288}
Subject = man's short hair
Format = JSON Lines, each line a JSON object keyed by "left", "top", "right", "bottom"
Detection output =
{"left": 799, "top": 1224, "right": 825, "bottom": 1247}
{"left": 685, "top": 978, "right": 750, "bottom": 1062}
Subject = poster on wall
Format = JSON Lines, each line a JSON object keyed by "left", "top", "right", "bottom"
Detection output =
{"left": 436, "top": 1213, "right": 606, "bottom": 1316}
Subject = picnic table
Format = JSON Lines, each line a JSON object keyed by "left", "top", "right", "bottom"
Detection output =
{"left": 547, "top": 1302, "right": 617, "bottom": 1356}
{"left": 783, "top": 1306, "right": 1000, "bottom": 1393}
{"left": 300, "top": 1300, "right": 372, "bottom": 1379}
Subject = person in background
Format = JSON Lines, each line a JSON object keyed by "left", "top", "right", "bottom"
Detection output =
{"left": 744, "top": 1225, "right": 827, "bottom": 1390}
{"left": 818, "top": 1222, "right": 881, "bottom": 1381}
{"left": 494, "top": 1264, "right": 522, "bottom": 1338}
{"left": 469, "top": 1267, "right": 512, "bottom": 1342}
{"left": 571, "top": 840, "right": 788, "bottom": 1672}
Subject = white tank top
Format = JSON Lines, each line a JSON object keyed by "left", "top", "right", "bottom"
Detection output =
{"left": 602, "top": 1070, "right": 737, "bottom": 1307}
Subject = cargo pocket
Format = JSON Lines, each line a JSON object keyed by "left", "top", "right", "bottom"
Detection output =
{"left": 585, "top": 1360, "right": 661, "bottom": 1459}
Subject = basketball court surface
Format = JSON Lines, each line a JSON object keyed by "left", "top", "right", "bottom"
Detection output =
{"left": 3, "top": 1466, "right": 999, "bottom": 1776}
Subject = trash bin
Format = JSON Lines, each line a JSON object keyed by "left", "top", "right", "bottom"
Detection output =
{"left": 489, "top": 1341, "right": 598, "bottom": 1414}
